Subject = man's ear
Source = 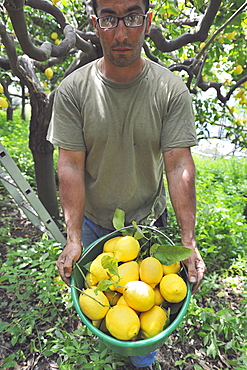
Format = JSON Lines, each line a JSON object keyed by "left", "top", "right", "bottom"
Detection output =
{"left": 91, "top": 15, "right": 99, "bottom": 37}
{"left": 145, "top": 12, "right": 153, "bottom": 35}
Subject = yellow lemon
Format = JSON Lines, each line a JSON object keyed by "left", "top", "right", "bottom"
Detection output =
{"left": 160, "top": 274, "right": 187, "bottom": 303}
{"left": 162, "top": 262, "right": 181, "bottom": 275}
{"left": 105, "top": 305, "right": 140, "bottom": 340}
{"left": 103, "top": 236, "right": 123, "bottom": 253}
{"left": 140, "top": 257, "right": 163, "bottom": 288}
{"left": 104, "top": 291, "right": 121, "bottom": 306}
{"left": 85, "top": 272, "right": 98, "bottom": 287}
{"left": 44, "top": 67, "right": 53, "bottom": 80}
{"left": 92, "top": 319, "right": 101, "bottom": 328}
{"left": 199, "top": 42, "right": 206, "bottom": 49}
{"left": 114, "top": 236, "right": 140, "bottom": 262}
{"left": 92, "top": 318, "right": 108, "bottom": 333}
{"left": 51, "top": 32, "right": 58, "bottom": 40}
{"left": 0, "top": 84, "right": 4, "bottom": 94}
{"left": 0, "top": 97, "right": 8, "bottom": 108}
{"left": 123, "top": 280, "right": 155, "bottom": 312}
{"left": 236, "top": 89, "right": 245, "bottom": 99}
{"left": 226, "top": 31, "right": 236, "bottom": 40}
{"left": 116, "top": 295, "right": 129, "bottom": 306}
{"left": 140, "top": 306, "right": 168, "bottom": 339}
{"left": 234, "top": 65, "right": 243, "bottom": 75}
{"left": 110, "top": 260, "right": 139, "bottom": 293}
{"left": 89, "top": 252, "right": 114, "bottom": 285}
{"left": 79, "top": 288, "right": 110, "bottom": 321}
{"left": 153, "top": 286, "right": 165, "bottom": 306}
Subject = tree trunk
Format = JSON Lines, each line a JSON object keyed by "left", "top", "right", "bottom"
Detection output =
{"left": 21, "top": 84, "right": 26, "bottom": 121}
{"left": 32, "top": 150, "right": 59, "bottom": 220}
{"left": 29, "top": 90, "right": 59, "bottom": 220}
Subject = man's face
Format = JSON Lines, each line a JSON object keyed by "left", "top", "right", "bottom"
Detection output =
{"left": 92, "top": 0, "right": 151, "bottom": 68}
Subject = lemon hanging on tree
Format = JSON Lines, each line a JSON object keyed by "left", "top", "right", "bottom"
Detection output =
{"left": 51, "top": 32, "right": 58, "bottom": 40}
{"left": 45, "top": 67, "right": 53, "bottom": 80}
{"left": 0, "top": 97, "right": 8, "bottom": 108}
{"left": 234, "top": 65, "right": 243, "bottom": 75}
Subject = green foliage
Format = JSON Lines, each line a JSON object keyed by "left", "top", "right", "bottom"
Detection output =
{"left": 195, "top": 156, "right": 247, "bottom": 270}
{"left": 0, "top": 235, "right": 129, "bottom": 369}
{"left": 0, "top": 109, "right": 35, "bottom": 183}
{"left": 163, "top": 155, "right": 247, "bottom": 368}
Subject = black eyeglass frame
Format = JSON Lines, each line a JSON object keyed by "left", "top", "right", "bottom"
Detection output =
{"left": 96, "top": 14, "right": 147, "bottom": 29}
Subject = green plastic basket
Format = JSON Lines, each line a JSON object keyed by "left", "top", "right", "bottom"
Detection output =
{"left": 71, "top": 226, "right": 192, "bottom": 357}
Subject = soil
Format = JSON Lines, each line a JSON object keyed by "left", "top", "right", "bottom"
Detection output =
{"left": 0, "top": 188, "right": 240, "bottom": 370}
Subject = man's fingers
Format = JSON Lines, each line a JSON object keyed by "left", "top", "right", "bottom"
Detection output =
{"left": 183, "top": 249, "right": 206, "bottom": 294}
{"left": 57, "top": 255, "right": 73, "bottom": 286}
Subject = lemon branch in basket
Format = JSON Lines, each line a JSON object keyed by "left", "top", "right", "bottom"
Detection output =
{"left": 70, "top": 283, "right": 111, "bottom": 308}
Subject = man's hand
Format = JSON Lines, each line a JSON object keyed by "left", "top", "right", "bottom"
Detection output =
{"left": 183, "top": 247, "right": 206, "bottom": 294}
{"left": 56, "top": 242, "right": 82, "bottom": 286}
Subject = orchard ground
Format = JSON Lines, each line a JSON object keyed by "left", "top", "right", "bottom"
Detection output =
{"left": 1, "top": 187, "right": 245, "bottom": 370}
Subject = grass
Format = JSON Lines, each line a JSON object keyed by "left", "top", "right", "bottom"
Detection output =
{"left": 0, "top": 111, "right": 247, "bottom": 369}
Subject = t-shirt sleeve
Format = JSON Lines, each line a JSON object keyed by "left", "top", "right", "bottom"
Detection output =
{"left": 161, "top": 88, "right": 198, "bottom": 152}
{"left": 47, "top": 86, "right": 86, "bottom": 151}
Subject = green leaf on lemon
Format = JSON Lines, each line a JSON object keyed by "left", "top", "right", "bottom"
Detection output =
{"left": 150, "top": 244, "right": 193, "bottom": 265}
{"left": 101, "top": 255, "right": 119, "bottom": 277}
{"left": 96, "top": 279, "right": 115, "bottom": 292}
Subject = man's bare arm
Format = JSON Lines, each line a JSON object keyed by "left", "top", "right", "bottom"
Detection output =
{"left": 163, "top": 147, "right": 206, "bottom": 293}
{"left": 57, "top": 148, "right": 86, "bottom": 285}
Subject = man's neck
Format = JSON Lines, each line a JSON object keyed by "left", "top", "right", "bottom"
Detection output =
{"left": 99, "top": 57, "right": 145, "bottom": 83}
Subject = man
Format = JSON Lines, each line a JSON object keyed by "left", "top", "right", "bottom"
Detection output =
{"left": 47, "top": 0, "right": 206, "bottom": 367}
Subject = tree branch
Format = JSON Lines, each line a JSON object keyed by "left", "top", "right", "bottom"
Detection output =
{"left": 196, "top": 1, "right": 247, "bottom": 60}
{"left": 149, "top": 0, "right": 221, "bottom": 52}
{"left": 0, "top": 20, "right": 22, "bottom": 79}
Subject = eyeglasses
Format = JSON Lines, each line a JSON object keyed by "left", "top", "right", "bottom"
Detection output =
{"left": 96, "top": 14, "right": 147, "bottom": 29}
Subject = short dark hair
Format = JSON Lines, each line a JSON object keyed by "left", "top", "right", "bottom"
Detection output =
{"left": 92, "top": 0, "right": 150, "bottom": 16}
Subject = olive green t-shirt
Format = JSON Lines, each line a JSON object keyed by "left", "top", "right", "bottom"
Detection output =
{"left": 47, "top": 59, "right": 197, "bottom": 229}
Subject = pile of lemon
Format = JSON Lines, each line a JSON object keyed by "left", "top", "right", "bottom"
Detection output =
{"left": 79, "top": 235, "right": 187, "bottom": 341}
